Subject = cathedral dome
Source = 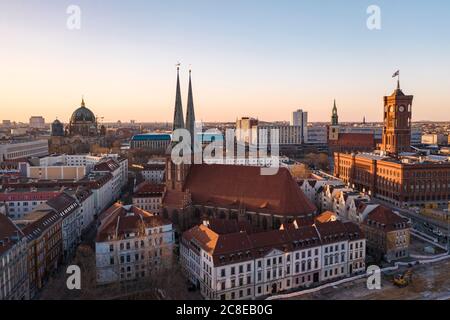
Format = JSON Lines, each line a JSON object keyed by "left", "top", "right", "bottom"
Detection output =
{"left": 71, "top": 104, "right": 96, "bottom": 123}
{"left": 68, "top": 98, "right": 98, "bottom": 137}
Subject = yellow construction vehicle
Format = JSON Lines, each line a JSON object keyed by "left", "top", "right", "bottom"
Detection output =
{"left": 393, "top": 269, "right": 413, "bottom": 287}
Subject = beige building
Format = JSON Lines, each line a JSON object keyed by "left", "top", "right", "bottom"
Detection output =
{"left": 27, "top": 166, "right": 86, "bottom": 180}
{"left": 361, "top": 205, "right": 410, "bottom": 262}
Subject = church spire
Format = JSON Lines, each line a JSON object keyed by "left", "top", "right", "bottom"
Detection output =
{"left": 331, "top": 99, "right": 339, "bottom": 126}
{"left": 172, "top": 64, "right": 184, "bottom": 131}
{"left": 185, "top": 69, "right": 196, "bottom": 146}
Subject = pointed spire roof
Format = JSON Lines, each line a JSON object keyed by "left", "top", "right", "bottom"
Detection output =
{"left": 172, "top": 65, "right": 184, "bottom": 131}
{"left": 185, "top": 69, "right": 196, "bottom": 141}
{"left": 331, "top": 99, "right": 339, "bottom": 126}
{"left": 81, "top": 97, "right": 85, "bottom": 107}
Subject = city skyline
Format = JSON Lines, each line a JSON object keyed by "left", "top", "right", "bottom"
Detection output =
{"left": 1, "top": 0, "right": 450, "bottom": 123}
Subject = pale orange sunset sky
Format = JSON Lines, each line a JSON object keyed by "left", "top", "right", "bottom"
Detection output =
{"left": 1, "top": 1, "right": 449, "bottom": 123}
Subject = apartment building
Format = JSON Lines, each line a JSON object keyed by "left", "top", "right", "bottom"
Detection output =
{"left": 21, "top": 210, "right": 62, "bottom": 298}
{"left": 180, "top": 219, "right": 365, "bottom": 300}
{"left": 0, "top": 187, "right": 63, "bottom": 220}
{"left": 0, "top": 214, "right": 29, "bottom": 300}
{"left": 132, "top": 182, "right": 164, "bottom": 214}
{"left": 361, "top": 205, "right": 411, "bottom": 262}
{"left": 95, "top": 203, "right": 174, "bottom": 285}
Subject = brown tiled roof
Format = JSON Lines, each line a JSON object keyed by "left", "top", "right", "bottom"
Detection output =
{"left": 363, "top": 205, "right": 409, "bottom": 232}
{"left": 134, "top": 182, "right": 165, "bottom": 197}
{"left": 143, "top": 164, "right": 165, "bottom": 171}
{"left": 0, "top": 214, "right": 24, "bottom": 255}
{"left": 45, "top": 192, "right": 79, "bottom": 218}
{"left": 204, "top": 219, "right": 255, "bottom": 235}
{"left": 183, "top": 219, "right": 361, "bottom": 266}
{"left": 94, "top": 159, "right": 120, "bottom": 172}
{"left": 314, "top": 220, "right": 351, "bottom": 243}
{"left": 96, "top": 204, "right": 171, "bottom": 242}
{"left": 184, "top": 164, "right": 316, "bottom": 216}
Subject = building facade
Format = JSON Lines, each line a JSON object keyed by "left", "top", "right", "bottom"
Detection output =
{"left": 180, "top": 219, "right": 365, "bottom": 300}
{"left": 0, "top": 214, "right": 29, "bottom": 300}
{"left": 0, "top": 140, "right": 49, "bottom": 160}
{"left": 361, "top": 206, "right": 410, "bottom": 262}
{"left": 334, "top": 82, "right": 450, "bottom": 208}
{"left": 95, "top": 204, "right": 174, "bottom": 285}
{"left": 132, "top": 182, "right": 164, "bottom": 214}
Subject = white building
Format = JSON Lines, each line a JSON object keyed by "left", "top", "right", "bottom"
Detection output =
{"left": 306, "top": 126, "right": 327, "bottom": 144}
{"left": 0, "top": 214, "right": 29, "bottom": 300}
{"left": 38, "top": 192, "right": 82, "bottom": 262}
{"left": 257, "top": 125, "right": 304, "bottom": 145}
{"left": 141, "top": 163, "right": 165, "bottom": 184}
{"left": 95, "top": 204, "right": 174, "bottom": 285}
{"left": 0, "top": 140, "right": 49, "bottom": 160}
{"left": 181, "top": 219, "right": 365, "bottom": 300}
{"left": 132, "top": 182, "right": 164, "bottom": 214}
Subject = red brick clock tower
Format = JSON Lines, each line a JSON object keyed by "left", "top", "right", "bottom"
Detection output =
{"left": 381, "top": 80, "right": 413, "bottom": 155}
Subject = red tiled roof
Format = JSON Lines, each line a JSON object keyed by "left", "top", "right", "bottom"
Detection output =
{"left": 329, "top": 133, "right": 375, "bottom": 148}
{"left": 184, "top": 164, "right": 316, "bottom": 217}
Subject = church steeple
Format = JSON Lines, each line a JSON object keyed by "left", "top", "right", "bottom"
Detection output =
{"left": 331, "top": 99, "right": 339, "bottom": 126}
{"left": 172, "top": 64, "right": 185, "bottom": 131}
{"left": 185, "top": 69, "right": 196, "bottom": 146}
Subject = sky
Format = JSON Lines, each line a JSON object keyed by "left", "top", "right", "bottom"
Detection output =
{"left": 0, "top": 0, "right": 449, "bottom": 123}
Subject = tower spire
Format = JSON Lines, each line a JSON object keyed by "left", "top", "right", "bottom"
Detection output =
{"left": 81, "top": 96, "right": 85, "bottom": 107}
{"left": 186, "top": 68, "right": 196, "bottom": 147}
{"left": 172, "top": 63, "right": 184, "bottom": 131}
{"left": 331, "top": 99, "right": 338, "bottom": 126}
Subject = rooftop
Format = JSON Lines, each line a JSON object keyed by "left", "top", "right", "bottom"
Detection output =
{"left": 131, "top": 133, "right": 172, "bottom": 141}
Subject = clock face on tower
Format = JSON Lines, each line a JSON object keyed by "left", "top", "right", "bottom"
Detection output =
{"left": 399, "top": 105, "right": 405, "bottom": 112}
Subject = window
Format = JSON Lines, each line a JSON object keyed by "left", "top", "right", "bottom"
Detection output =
{"left": 221, "top": 269, "right": 225, "bottom": 277}
{"left": 247, "top": 263, "right": 251, "bottom": 272}
{"left": 231, "top": 267, "right": 235, "bottom": 275}
{"left": 109, "top": 244, "right": 114, "bottom": 252}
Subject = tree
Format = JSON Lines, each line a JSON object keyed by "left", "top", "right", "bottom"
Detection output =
{"left": 289, "top": 163, "right": 311, "bottom": 179}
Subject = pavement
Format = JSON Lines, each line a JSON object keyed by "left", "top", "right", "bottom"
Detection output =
{"left": 287, "top": 258, "right": 450, "bottom": 300}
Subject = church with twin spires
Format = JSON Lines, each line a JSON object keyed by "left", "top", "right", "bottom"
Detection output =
{"left": 162, "top": 67, "right": 317, "bottom": 231}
